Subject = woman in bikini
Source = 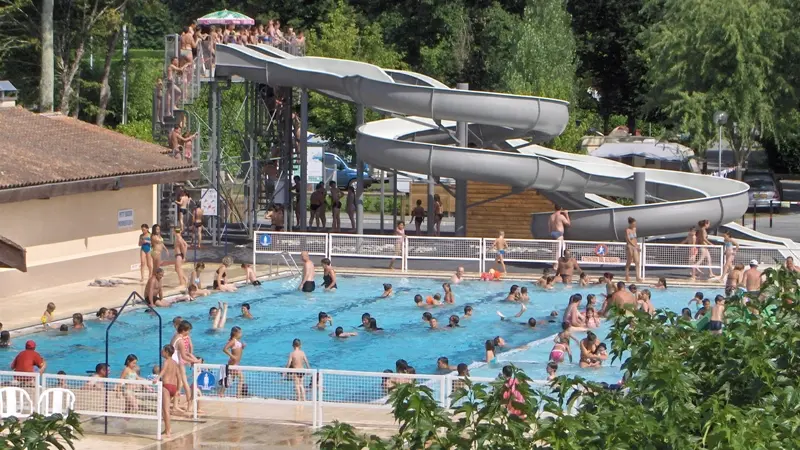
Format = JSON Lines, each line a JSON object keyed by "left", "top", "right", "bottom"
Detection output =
{"left": 346, "top": 185, "right": 356, "bottom": 231}
{"left": 138, "top": 224, "right": 152, "bottom": 282}
{"left": 173, "top": 229, "right": 189, "bottom": 287}
{"left": 328, "top": 181, "right": 343, "bottom": 233}
{"left": 214, "top": 257, "right": 238, "bottom": 292}
{"left": 151, "top": 224, "right": 168, "bottom": 274}
{"left": 173, "top": 320, "right": 202, "bottom": 412}
{"left": 682, "top": 226, "right": 699, "bottom": 279}
{"left": 221, "top": 326, "right": 246, "bottom": 396}
{"left": 549, "top": 335, "right": 572, "bottom": 363}
{"left": 624, "top": 217, "right": 642, "bottom": 282}
{"left": 433, "top": 194, "right": 443, "bottom": 236}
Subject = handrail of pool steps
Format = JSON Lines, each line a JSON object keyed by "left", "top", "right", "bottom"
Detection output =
{"left": 104, "top": 290, "right": 162, "bottom": 435}
{"left": 253, "top": 231, "right": 800, "bottom": 277}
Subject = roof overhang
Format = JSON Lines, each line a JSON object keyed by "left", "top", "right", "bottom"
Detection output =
{"left": 0, "top": 167, "right": 199, "bottom": 204}
{"left": 0, "top": 235, "right": 26, "bottom": 272}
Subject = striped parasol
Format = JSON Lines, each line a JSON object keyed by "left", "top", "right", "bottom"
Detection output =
{"left": 197, "top": 10, "right": 255, "bottom": 26}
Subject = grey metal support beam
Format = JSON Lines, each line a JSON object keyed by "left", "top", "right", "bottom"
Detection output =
{"left": 455, "top": 82, "right": 469, "bottom": 236}
{"left": 300, "top": 88, "right": 309, "bottom": 230}
{"left": 379, "top": 170, "right": 385, "bottom": 233}
{"left": 247, "top": 81, "right": 258, "bottom": 237}
{"left": 356, "top": 104, "right": 365, "bottom": 234}
{"left": 208, "top": 81, "right": 220, "bottom": 246}
{"left": 634, "top": 171, "right": 646, "bottom": 205}
{"left": 427, "top": 162, "right": 435, "bottom": 236}
{"left": 283, "top": 88, "right": 294, "bottom": 231}
{"left": 392, "top": 170, "right": 398, "bottom": 231}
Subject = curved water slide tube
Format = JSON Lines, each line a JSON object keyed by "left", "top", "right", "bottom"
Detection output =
{"left": 214, "top": 44, "right": 750, "bottom": 241}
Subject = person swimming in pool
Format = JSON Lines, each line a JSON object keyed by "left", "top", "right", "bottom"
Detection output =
{"left": 442, "top": 283, "right": 455, "bottom": 304}
{"left": 367, "top": 318, "right": 384, "bottom": 331}
{"left": 506, "top": 285, "right": 521, "bottom": 301}
{"left": 314, "top": 312, "right": 333, "bottom": 330}
{"left": 422, "top": 311, "right": 433, "bottom": 323}
{"left": 332, "top": 326, "right": 357, "bottom": 338}
{"left": 381, "top": 283, "right": 393, "bottom": 297}
{"left": 321, "top": 258, "right": 337, "bottom": 291}
{"left": 463, "top": 305, "right": 473, "bottom": 318}
{"left": 240, "top": 303, "right": 253, "bottom": 319}
{"left": 447, "top": 315, "right": 460, "bottom": 328}
{"left": 492, "top": 231, "right": 508, "bottom": 273}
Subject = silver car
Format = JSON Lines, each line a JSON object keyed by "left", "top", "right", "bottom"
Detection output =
{"left": 745, "top": 176, "right": 780, "bottom": 209}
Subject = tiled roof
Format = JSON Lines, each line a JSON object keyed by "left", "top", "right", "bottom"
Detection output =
{"left": 0, "top": 107, "right": 192, "bottom": 190}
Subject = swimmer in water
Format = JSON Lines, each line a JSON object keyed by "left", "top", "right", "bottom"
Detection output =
{"left": 442, "top": 283, "right": 455, "bottom": 304}
{"left": 381, "top": 283, "right": 393, "bottom": 297}
{"left": 463, "top": 305, "right": 473, "bottom": 318}
{"left": 537, "top": 268, "right": 552, "bottom": 287}
{"left": 542, "top": 276, "right": 555, "bottom": 290}
{"left": 579, "top": 272, "right": 589, "bottom": 287}
{"left": 332, "top": 326, "right": 357, "bottom": 338}
{"left": 240, "top": 303, "right": 253, "bottom": 319}
{"left": 422, "top": 312, "right": 433, "bottom": 323}
{"left": 519, "top": 286, "right": 529, "bottom": 302}
{"left": 506, "top": 285, "right": 520, "bottom": 301}
{"left": 321, "top": 258, "right": 337, "bottom": 291}
{"left": 429, "top": 318, "right": 440, "bottom": 329}
{"left": 485, "top": 340, "right": 495, "bottom": 362}
{"left": 367, "top": 318, "right": 384, "bottom": 331}
{"left": 210, "top": 302, "right": 228, "bottom": 330}
{"left": 547, "top": 361, "right": 558, "bottom": 381}
{"left": 314, "top": 312, "right": 333, "bottom": 330}
{"left": 447, "top": 315, "right": 460, "bottom": 328}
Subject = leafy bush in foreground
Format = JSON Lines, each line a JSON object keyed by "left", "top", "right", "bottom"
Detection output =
{"left": 317, "top": 267, "right": 800, "bottom": 449}
{"left": 0, "top": 411, "right": 82, "bottom": 449}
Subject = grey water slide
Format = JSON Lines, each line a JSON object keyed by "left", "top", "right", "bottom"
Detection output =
{"left": 214, "top": 44, "right": 750, "bottom": 241}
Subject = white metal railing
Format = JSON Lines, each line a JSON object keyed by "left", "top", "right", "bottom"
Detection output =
{"left": 252, "top": 231, "right": 792, "bottom": 278}
{"left": 0, "top": 373, "right": 165, "bottom": 440}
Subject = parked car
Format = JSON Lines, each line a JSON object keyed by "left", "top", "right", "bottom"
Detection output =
{"left": 744, "top": 174, "right": 780, "bottom": 209}
{"left": 324, "top": 152, "right": 376, "bottom": 190}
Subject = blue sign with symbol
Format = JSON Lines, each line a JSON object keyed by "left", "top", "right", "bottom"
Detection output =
{"left": 594, "top": 244, "right": 608, "bottom": 257}
{"left": 197, "top": 370, "right": 216, "bottom": 391}
{"left": 259, "top": 234, "right": 272, "bottom": 247}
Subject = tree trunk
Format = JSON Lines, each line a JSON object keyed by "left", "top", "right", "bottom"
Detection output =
{"left": 58, "top": 43, "right": 85, "bottom": 114}
{"left": 38, "top": 0, "right": 54, "bottom": 112}
{"left": 627, "top": 115, "right": 637, "bottom": 135}
{"left": 96, "top": 26, "right": 123, "bottom": 125}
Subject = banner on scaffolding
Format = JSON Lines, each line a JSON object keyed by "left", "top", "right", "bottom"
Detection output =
{"left": 201, "top": 188, "right": 218, "bottom": 216}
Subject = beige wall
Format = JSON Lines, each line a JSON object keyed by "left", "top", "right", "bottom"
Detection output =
{"left": 0, "top": 185, "right": 157, "bottom": 297}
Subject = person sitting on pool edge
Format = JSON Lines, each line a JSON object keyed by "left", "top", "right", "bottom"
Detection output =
{"left": 241, "top": 263, "right": 261, "bottom": 286}
{"left": 332, "top": 326, "right": 357, "bottom": 338}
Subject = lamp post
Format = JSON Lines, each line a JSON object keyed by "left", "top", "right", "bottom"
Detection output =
{"left": 713, "top": 111, "right": 728, "bottom": 176}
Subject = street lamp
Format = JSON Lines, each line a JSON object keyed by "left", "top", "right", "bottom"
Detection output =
{"left": 713, "top": 111, "right": 729, "bottom": 176}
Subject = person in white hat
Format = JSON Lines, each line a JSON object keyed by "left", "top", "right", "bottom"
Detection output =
{"left": 742, "top": 259, "right": 762, "bottom": 297}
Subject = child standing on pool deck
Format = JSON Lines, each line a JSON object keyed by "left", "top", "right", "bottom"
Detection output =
{"left": 492, "top": 231, "right": 508, "bottom": 273}
{"left": 286, "top": 339, "right": 311, "bottom": 401}
{"left": 221, "top": 326, "right": 246, "bottom": 396}
{"left": 154, "top": 345, "right": 181, "bottom": 439}
{"left": 41, "top": 302, "right": 56, "bottom": 328}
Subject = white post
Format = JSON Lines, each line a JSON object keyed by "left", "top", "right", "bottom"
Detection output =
{"left": 402, "top": 237, "right": 408, "bottom": 272}
{"left": 311, "top": 369, "right": 318, "bottom": 428}
{"left": 326, "top": 233, "right": 332, "bottom": 260}
{"left": 719, "top": 245, "right": 725, "bottom": 276}
{"left": 640, "top": 243, "right": 647, "bottom": 279}
{"left": 479, "top": 238, "right": 485, "bottom": 273}
{"left": 156, "top": 381, "right": 163, "bottom": 440}
{"left": 253, "top": 233, "right": 258, "bottom": 272}
{"left": 439, "top": 375, "right": 447, "bottom": 407}
{"left": 317, "top": 371, "right": 324, "bottom": 427}
{"left": 192, "top": 364, "right": 198, "bottom": 420}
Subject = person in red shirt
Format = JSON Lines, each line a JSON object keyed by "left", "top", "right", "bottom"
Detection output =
{"left": 11, "top": 340, "right": 46, "bottom": 374}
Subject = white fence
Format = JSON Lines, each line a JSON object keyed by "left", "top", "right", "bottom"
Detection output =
{"left": 189, "top": 365, "right": 551, "bottom": 428}
{"left": 253, "top": 231, "right": 798, "bottom": 278}
{"left": 1, "top": 372, "right": 163, "bottom": 440}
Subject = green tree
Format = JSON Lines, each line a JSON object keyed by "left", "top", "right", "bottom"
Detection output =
{"left": 305, "top": 0, "right": 405, "bottom": 151}
{"left": 568, "top": 0, "right": 649, "bottom": 133}
{"left": 642, "top": 0, "right": 791, "bottom": 175}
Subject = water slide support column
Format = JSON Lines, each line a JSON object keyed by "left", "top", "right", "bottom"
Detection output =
{"left": 208, "top": 81, "right": 220, "bottom": 246}
{"left": 634, "top": 171, "right": 646, "bottom": 205}
{"left": 300, "top": 88, "right": 309, "bottom": 230}
{"left": 356, "top": 105, "right": 365, "bottom": 234}
{"left": 283, "top": 88, "right": 294, "bottom": 231}
{"left": 455, "top": 82, "right": 469, "bottom": 236}
{"left": 427, "top": 166, "right": 435, "bottom": 235}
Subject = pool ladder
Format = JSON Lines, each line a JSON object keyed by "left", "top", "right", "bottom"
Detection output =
{"left": 280, "top": 251, "right": 301, "bottom": 276}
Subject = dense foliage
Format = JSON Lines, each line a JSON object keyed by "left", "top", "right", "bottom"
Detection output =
{"left": 317, "top": 267, "right": 800, "bottom": 449}
{"left": 0, "top": 411, "right": 83, "bottom": 449}
{"left": 2, "top": 0, "right": 800, "bottom": 167}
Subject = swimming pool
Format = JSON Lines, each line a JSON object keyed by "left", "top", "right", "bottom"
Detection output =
{"left": 0, "top": 275, "right": 721, "bottom": 385}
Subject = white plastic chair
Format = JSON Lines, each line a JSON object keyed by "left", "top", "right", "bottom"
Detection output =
{"left": 0, "top": 387, "right": 34, "bottom": 419}
{"left": 37, "top": 388, "right": 76, "bottom": 416}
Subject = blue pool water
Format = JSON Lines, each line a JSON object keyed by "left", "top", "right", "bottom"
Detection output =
{"left": 0, "top": 276, "right": 721, "bottom": 386}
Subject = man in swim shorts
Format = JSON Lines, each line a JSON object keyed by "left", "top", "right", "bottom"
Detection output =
{"left": 155, "top": 344, "right": 181, "bottom": 438}
{"left": 548, "top": 205, "right": 570, "bottom": 240}
{"left": 741, "top": 260, "right": 763, "bottom": 297}
{"left": 298, "top": 251, "right": 316, "bottom": 292}
{"left": 708, "top": 295, "right": 725, "bottom": 334}
{"left": 555, "top": 250, "right": 582, "bottom": 284}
